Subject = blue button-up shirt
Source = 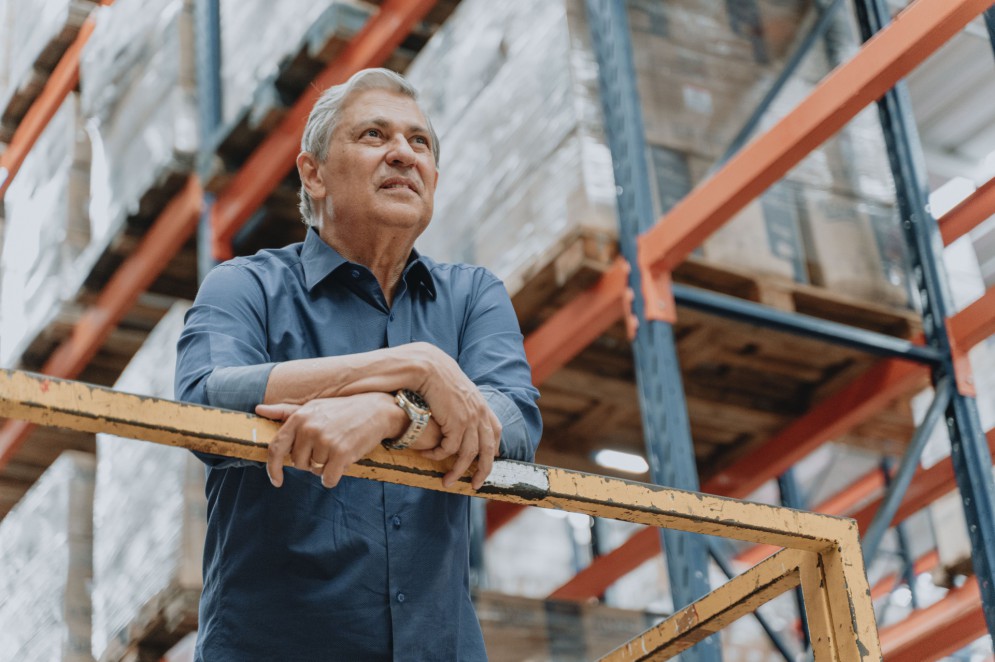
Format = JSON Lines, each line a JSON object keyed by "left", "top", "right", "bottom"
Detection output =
{"left": 174, "top": 229, "right": 541, "bottom": 661}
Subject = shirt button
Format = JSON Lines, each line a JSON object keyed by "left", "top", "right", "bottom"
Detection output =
{"left": 397, "top": 592, "right": 406, "bottom": 603}
{"left": 392, "top": 515, "right": 402, "bottom": 528}
{"left": 350, "top": 269, "right": 360, "bottom": 279}
{"left": 388, "top": 312, "right": 395, "bottom": 322}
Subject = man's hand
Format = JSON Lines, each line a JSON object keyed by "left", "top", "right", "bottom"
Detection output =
{"left": 258, "top": 393, "right": 406, "bottom": 489}
{"left": 409, "top": 343, "right": 502, "bottom": 490}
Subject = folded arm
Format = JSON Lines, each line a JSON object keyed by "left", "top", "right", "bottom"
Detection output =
{"left": 175, "top": 262, "right": 540, "bottom": 487}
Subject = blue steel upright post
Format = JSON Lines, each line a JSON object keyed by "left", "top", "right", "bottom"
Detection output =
{"left": 855, "top": 0, "right": 995, "bottom": 640}
{"left": 584, "top": 2, "right": 720, "bottom": 660}
{"left": 194, "top": 0, "right": 222, "bottom": 282}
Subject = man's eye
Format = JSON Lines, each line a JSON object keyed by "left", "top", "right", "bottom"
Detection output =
{"left": 364, "top": 129, "right": 381, "bottom": 138}
{"left": 412, "top": 136, "right": 430, "bottom": 147}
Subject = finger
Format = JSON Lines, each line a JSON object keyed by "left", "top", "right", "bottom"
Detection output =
{"left": 309, "top": 447, "right": 330, "bottom": 476}
{"left": 421, "top": 424, "right": 464, "bottom": 460}
{"left": 321, "top": 459, "right": 347, "bottom": 489}
{"left": 420, "top": 440, "right": 456, "bottom": 461}
{"left": 266, "top": 416, "right": 299, "bottom": 488}
{"left": 255, "top": 403, "right": 301, "bottom": 421}
{"left": 443, "top": 427, "right": 479, "bottom": 488}
{"left": 471, "top": 448, "right": 494, "bottom": 491}
{"left": 472, "top": 418, "right": 500, "bottom": 489}
{"left": 290, "top": 432, "right": 313, "bottom": 472}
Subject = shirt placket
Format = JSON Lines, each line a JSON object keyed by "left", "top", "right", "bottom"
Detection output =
{"left": 384, "top": 281, "right": 413, "bottom": 654}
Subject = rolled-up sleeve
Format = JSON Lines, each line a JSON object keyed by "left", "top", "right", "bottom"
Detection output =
{"left": 458, "top": 269, "right": 542, "bottom": 461}
{"left": 175, "top": 264, "right": 272, "bottom": 468}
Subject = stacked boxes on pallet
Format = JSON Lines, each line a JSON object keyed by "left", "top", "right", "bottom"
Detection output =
{"left": 407, "top": 0, "right": 616, "bottom": 300}
{"left": 91, "top": 302, "right": 204, "bottom": 662}
{"left": 79, "top": 0, "right": 198, "bottom": 234}
{"left": 0, "top": 94, "right": 91, "bottom": 366}
{"left": 406, "top": 0, "right": 911, "bottom": 310}
{"left": 0, "top": 0, "right": 97, "bottom": 141}
{"left": 475, "top": 591, "right": 659, "bottom": 661}
{"left": 0, "top": 451, "right": 96, "bottom": 662}
{"left": 218, "top": 0, "right": 373, "bottom": 131}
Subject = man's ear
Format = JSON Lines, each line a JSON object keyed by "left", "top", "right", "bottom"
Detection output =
{"left": 297, "top": 152, "right": 326, "bottom": 200}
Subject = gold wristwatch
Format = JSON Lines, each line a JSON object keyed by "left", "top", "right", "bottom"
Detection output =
{"left": 383, "top": 389, "right": 431, "bottom": 450}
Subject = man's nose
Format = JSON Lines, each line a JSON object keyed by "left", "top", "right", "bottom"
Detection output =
{"left": 386, "top": 135, "right": 417, "bottom": 167}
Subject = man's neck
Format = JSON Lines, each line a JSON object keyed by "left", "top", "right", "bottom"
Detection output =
{"left": 318, "top": 224, "right": 414, "bottom": 307}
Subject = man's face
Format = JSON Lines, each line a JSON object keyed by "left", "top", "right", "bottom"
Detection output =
{"left": 317, "top": 89, "right": 439, "bottom": 233}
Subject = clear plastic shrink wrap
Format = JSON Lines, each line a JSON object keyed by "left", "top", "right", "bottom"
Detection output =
{"left": 80, "top": 0, "right": 198, "bottom": 236}
{"left": 0, "top": 0, "right": 94, "bottom": 120}
{"left": 0, "top": 451, "right": 96, "bottom": 662}
{"left": 407, "top": 0, "right": 911, "bottom": 308}
{"left": 90, "top": 302, "right": 204, "bottom": 662}
{"left": 218, "top": 0, "right": 373, "bottom": 129}
{"left": 0, "top": 94, "right": 91, "bottom": 366}
{"left": 407, "top": 0, "right": 616, "bottom": 298}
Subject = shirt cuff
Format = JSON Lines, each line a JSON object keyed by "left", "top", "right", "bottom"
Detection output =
{"left": 479, "top": 385, "right": 533, "bottom": 461}
{"left": 205, "top": 363, "right": 277, "bottom": 412}
{"left": 202, "top": 363, "right": 277, "bottom": 470}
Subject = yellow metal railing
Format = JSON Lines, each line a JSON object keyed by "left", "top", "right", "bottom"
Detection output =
{"left": 0, "top": 368, "right": 879, "bottom": 660}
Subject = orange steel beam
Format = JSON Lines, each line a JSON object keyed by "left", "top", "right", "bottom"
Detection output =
{"left": 524, "top": 258, "right": 628, "bottom": 385}
{"left": 210, "top": 0, "right": 438, "bottom": 259}
{"left": 486, "top": 501, "right": 527, "bottom": 535}
{"left": 549, "top": 524, "right": 659, "bottom": 601}
{"left": 0, "top": 21, "right": 93, "bottom": 198}
{"left": 939, "top": 176, "right": 995, "bottom": 246}
{"left": 880, "top": 578, "right": 985, "bottom": 661}
{"left": 637, "top": 0, "right": 994, "bottom": 275}
{"left": 0, "top": 177, "right": 203, "bottom": 469}
{"left": 949, "top": 286, "right": 995, "bottom": 353}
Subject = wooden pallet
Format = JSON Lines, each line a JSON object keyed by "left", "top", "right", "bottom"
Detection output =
{"left": 99, "top": 585, "right": 200, "bottom": 662}
{"left": 526, "top": 250, "right": 923, "bottom": 480}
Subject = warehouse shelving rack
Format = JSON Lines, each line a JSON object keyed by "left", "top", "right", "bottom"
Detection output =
{"left": 520, "top": 0, "right": 995, "bottom": 658}
{"left": 0, "top": 0, "right": 994, "bottom": 659}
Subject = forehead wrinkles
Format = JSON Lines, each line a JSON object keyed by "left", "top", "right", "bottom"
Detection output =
{"left": 340, "top": 90, "right": 426, "bottom": 128}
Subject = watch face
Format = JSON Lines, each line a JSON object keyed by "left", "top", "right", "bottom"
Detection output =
{"left": 402, "top": 389, "right": 429, "bottom": 411}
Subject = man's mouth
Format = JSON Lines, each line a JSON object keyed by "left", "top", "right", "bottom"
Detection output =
{"left": 380, "top": 178, "right": 417, "bottom": 192}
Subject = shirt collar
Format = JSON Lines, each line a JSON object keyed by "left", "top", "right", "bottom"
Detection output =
{"left": 301, "top": 228, "right": 350, "bottom": 291}
{"left": 301, "top": 227, "right": 437, "bottom": 299}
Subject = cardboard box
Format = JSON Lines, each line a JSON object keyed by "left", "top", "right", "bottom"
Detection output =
{"left": 799, "top": 189, "right": 910, "bottom": 307}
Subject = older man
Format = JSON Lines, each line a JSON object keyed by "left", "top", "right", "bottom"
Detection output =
{"left": 175, "top": 68, "right": 541, "bottom": 660}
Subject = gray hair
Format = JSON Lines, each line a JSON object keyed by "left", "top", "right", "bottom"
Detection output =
{"left": 298, "top": 68, "right": 440, "bottom": 227}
